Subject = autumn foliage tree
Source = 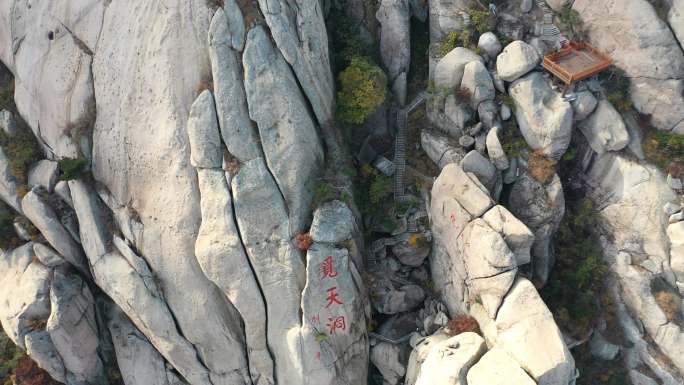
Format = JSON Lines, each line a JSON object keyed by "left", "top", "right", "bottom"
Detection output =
{"left": 336, "top": 57, "right": 387, "bottom": 124}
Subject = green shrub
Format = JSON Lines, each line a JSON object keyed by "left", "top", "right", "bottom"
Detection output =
{"left": 642, "top": 123, "right": 684, "bottom": 178}
{"left": 500, "top": 118, "right": 528, "bottom": 157}
{"left": 496, "top": 94, "right": 516, "bottom": 112}
{"left": 439, "top": 31, "right": 461, "bottom": 56}
{"left": 603, "top": 66, "right": 633, "bottom": 112}
{"left": 369, "top": 174, "right": 393, "bottom": 204}
{"left": 336, "top": 57, "right": 387, "bottom": 124}
{"left": 327, "top": 8, "right": 373, "bottom": 71}
{"left": 311, "top": 180, "right": 336, "bottom": 208}
{"left": 469, "top": 9, "right": 496, "bottom": 34}
{"left": 542, "top": 197, "right": 608, "bottom": 339}
{"left": 0, "top": 203, "right": 15, "bottom": 250}
{"left": 0, "top": 328, "right": 22, "bottom": 383}
{"left": 558, "top": 5, "right": 586, "bottom": 40}
{"left": 58, "top": 158, "right": 89, "bottom": 181}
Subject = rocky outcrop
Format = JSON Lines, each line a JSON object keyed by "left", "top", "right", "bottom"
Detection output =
{"left": 433, "top": 47, "right": 484, "bottom": 90}
{"left": 429, "top": 0, "right": 469, "bottom": 42}
{"left": 461, "top": 61, "right": 495, "bottom": 109}
{"left": 578, "top": 100, "right": 630, "bottom": 155}
{"left": 244, "top": 26, "right": 324, "bottom": 234}
{"left": 584, "top": 152, "right": 684, "bottom": 379}
{"left": 466, "top": 348, "right": 536, "bottom": 385}
{"left": 414, "top": 332, "right": 486, "bottom": 385}
{"left": 510, "top": 72, "right": 573, "bottom": 160}
{"left": 508, "top": 170, "right": 565, "bottom": 284}
{"left": 108, "top": 308, "right": 186, "bottom": 385}
{"left": 187, "top": 90, "right": 274, "bottom": 385}
{"left": 0, "top": 243, "right": 104, "bottom": 384}
{"left": 377, "top": 0, "right": 411, "bottom": 105}
{"left": 257, "top": 0, "right": 335, "bottom": 124}
{"left": 574, "top": 0, "right": 684, "bottom": 134}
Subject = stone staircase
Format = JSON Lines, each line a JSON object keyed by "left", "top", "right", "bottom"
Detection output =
{"left": 393, "top": 92, "right": 427, "bottom": 202}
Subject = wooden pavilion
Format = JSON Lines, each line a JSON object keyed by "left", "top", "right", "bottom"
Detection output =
{"left": 542, "top": 42, "right": 613, "bottom": 92}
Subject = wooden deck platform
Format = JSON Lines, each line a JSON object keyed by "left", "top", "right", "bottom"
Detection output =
{"left": 542, "top": 42, "right": 612, "bottom": 84}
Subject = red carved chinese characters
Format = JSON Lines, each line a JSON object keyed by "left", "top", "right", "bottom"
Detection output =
{"left": 325, "top": 286, "right": 345, "bottom": 308}
{"left": 326, "top": 316, "right": 346, "bottom": 335}
{"left": 319, "top": 255, "right": 339, "bottom": 279}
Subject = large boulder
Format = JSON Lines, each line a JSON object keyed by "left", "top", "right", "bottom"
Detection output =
{"left": 376, "top": 0, "right": 411, "bottom": 104}
{"left": 421, "top": 129, "right": 466, "bottom": 169}
{"left": 482, "top": 205, "right": 535, "bottom": 266}
{"left": 466, "top": 348, "right": 536, "bottom": 385}
{"left": 510, "top": 72, "right": 573, "bottom": 160}
{"left": 414, "top": 332, "right": 486, "bottom": 385}
{"left": 244, "top": 26, "right": 324, "bottom": 234}
{"left": 578, "top": 100, "right": 630, "bottom": 155}
{"left": 429, "top": 0, "right": 469, "bottom": 42}
{"left": 27, "top": 160, "right": 59, "bottom": 194}
{"left": 461, "top": 61, "right": 495, "bottom": 109}
{"left": 371, "top": 342, "right": 407, "bottom": 385}
{"left": 478, "top": 32, "right": 502, "bottom": 59}
{"left": 573, "top": 0, "right": 684, "bottom": 134}
{"left": 508, "top": 171, "right": 565, "bottom": 284}
{"left": 431, "top": 163, "right": 494, "bottom": 219}
{"left": 433, "top": 47, "right": 484, "bottom": 89}
{"left": 489, "top": 278, "right": 576, "bottom": 385}
{"left": 496, "top": 41, "right": 541, "bottom": 82}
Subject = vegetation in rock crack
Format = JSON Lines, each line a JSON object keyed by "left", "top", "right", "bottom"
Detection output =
{"left": 469, "top": 8, "right": 496, "bottom": 34}
{"left": 295, "top": 232, "right": 314, "bottom": 251}
{"left": 528, "top": 150, "right": 558, "bottom": 184}
{"left": 454, "top": 87, "right": 473, "bottom": 105}
{"left": 312, "top": 180, "right": 336, "bottom": 208}
{"left": 558, "top": 5, "right": 586, "bottom": 41}
{"left": 641, "top": 120, "right": 684, "bottom": 179}
{"left": 58, "top": 157, "right": 89, "bottom": 181}
{"left": 499, "top": 118, "right": 528, "bottom": 157}
{"left": 0, "top": 202, "right": 16, "bottom": 250}
{"left": 0, "top": 73, "right": 41, "bottom": 191}
{"left": 496, "top": 93, "right": 516, "bottom": 113}
{"left": 328, "top": 8, "right": 374, "bottom": 73}
{"left": 652, "top": 277, "right": 683, "bottom": 325}
{"left": 1, "top": 329, "right": 23, "bottom": 385}
{"left": 542, "top": 195, "right": 608, "bottom": 339}
{"left": 336, "top": 56, "right": 387, "bottom": 125}
{"left": 603, "top": 67, "right": 633, "bottom": 112}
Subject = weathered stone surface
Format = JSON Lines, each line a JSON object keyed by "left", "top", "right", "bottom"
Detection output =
{"left": 108, "top": 308, "right": 187, "bottom": 385}
{"left": 414, "top": 332, "right": 486, "bottom": 385}
{"left": 457, "top": 219, "right": 517, "bottom": 317}
{"left": 22, "top": 190, "right": 88, "bottom": 274}
{"left": 405, "top": 333, "right": 450, "bottom": 385}
{"left": 33, "top": 243, "right": 67, "bottom": 268}
{"left": 478, "top": 32, "right": 502, "bottom": 59}
{"left": 466, "top": 348, "right": 536, "bottom": 385}
{"left": 392, "top": 231, "right": 432, "bottom": 267}
{"left": 92, "top": 4, "right": 253, "bottom": 383}
{"left": 371, "top": 342, "right": 406, "bottom": 385}
{"left": 232, "top": 157, "right": 305, "bottom": 385}
{"left": 508, "top": 172, "right": 565, "bottom": 284}
{"left": 47, "top": 269, "right": 103, "bottom": 384}
{"left": 510, "top": 72, "right": 573, "bottom": 159}
{"left": 300, "top": 244, "right": 368, "bottom": 385}
{"left": 186, "top": 91, "right": 222, "bottom": 168}
{"left": 574, "top": 0, "right": 684, "bottom": 133}
{"left": 460, "top": 150, "right": 496, "bottom": 190}
{"left": 0, "top": 146, "right": 22, "bottom": 212}
{"left": 429, "top": 0, "right": 469, "bottom": 41}
{"left": 194, "top": 168, "right": 273, "bottom": 385}
{"left": 7, "top": 0, "right": 101, "bottom": 159}
{"left": 310, "top": 200, "right": 357, "bottom": 244}
{"left": 496, "top": 41, "right": 541, "bottom": 82}
{"left": 257, "top": 0, "right": 335, "bottom": 124}
{"left": 432, "top": 163, "right": 494, "bottom": 218}
{"left": 486, "top": 126, "right": 509, "bottom": 170}
{"left": 377, "top": 0, "right": 410, "bottom": 104}
{"left": 374, "top": 280, "right": 426, "bottom": 314}
{"left": 483, "top": 205, "right": 535, "bottom": 266}
{"left": 244, "top": 26, "right": 324, "bottom": 234}
{"left": 492, "top": 278, "right": 576, "bottom": 385}
{"left": 579, "top": 100, "right": 630, "bottom": 154}
{"left": 0, "top": 244, "right": 51, "bottom": 349}
{"left": 0, "top": 109, "right": 16, "bottom": 136}
{"left": 28, "top": 160, "right": 59, "bottom": 194}
{"left": 461, "top": 61, "right": 495, "bottom": 109}
{"left": 208, "top": 7, "right": 261, "bottom": 163}
{"left": 433, "top": 47, "right": 483, "bottom": 89}
{"left": 24, "top": 330, "right": 66, "bottom": 383}
{"left": 421, "top": 129, "right": 466, "bottom": 169}
{"left": 571, "top": 90, "right": 598, "bottom": 121}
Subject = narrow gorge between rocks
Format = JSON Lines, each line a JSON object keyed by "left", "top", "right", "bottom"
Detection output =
{"left": 0, "top": 1, "right": 683, "bottom": 385}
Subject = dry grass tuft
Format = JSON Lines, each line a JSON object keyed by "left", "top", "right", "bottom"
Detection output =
{"left": 528, "top": 150, "right": 557, "bottom": 184}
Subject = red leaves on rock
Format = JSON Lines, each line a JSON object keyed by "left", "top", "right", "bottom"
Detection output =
{"left": 13, "top": 356, "right": 61, "bottom": 385}
{"left": 446, "top": 315, "right": 481, "bottom": 336}
{"left": 295, "top": 233, "right": 314, "bottom": 251}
